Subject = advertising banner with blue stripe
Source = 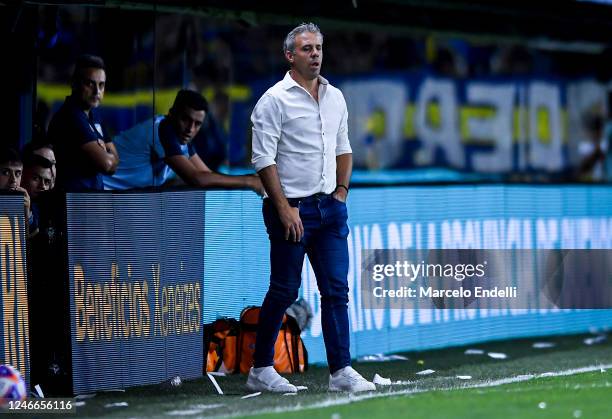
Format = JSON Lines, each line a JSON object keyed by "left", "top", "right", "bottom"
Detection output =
{"left": 203, "top": 185, "right": 612, "bottom": 365}
{"left": 66, "top": 191, "right": 204, "bottom": 394}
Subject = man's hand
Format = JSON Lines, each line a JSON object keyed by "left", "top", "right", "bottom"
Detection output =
{"left": 247, "top": 174, "right": 265, "bottom": 197}
{"left": 332, "top": 187, "right": 348, "bottom": 203}
{"left": 15, "top": 186, "right": 31, "bottom": 219}
{"left": 256, "top": 164, "right": 301, "bottom": 241}
{"left": 278, "top": 204, "right": 303, "bottom": 242}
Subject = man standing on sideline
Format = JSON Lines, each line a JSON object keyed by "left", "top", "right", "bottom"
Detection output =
{"left": 248, "top": 23, "right": 376, "bottom": 393}
{"left": 47, "top": 54, "right": 118, "bottom": 191}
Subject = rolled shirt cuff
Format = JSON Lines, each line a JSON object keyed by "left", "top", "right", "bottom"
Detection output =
{"left": 252, "top": 156, "right": 277, "bottom": 172}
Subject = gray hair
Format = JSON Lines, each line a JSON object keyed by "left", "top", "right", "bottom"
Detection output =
{"left": 283, "top": 22, "right": 323, "bottom": 54}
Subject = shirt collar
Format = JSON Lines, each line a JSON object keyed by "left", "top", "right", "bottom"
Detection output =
{"left": 281, "top": 71, "right": 329, "bottom": 90}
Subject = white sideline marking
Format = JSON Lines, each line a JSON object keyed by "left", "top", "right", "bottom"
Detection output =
{"left": 207, "top": 373, "right": 224, "bottom": 395}
{"left": 470, "top": 364, "right": 612, "bottom": 388}
{"left": 34, "top": 384, "right": 45, "bottom": 398}
{"left": 166, "top": 404, "right": 225, "bottom": 416}
{"left": 226, "top": 363, "right": 612, "bottom": 418}
{"left": 241, "top": 392, "right": 261, "bottom": 399}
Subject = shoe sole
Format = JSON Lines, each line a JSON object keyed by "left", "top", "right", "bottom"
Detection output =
{"left": 328, "top": 385, "right": 376, "bottom": 392}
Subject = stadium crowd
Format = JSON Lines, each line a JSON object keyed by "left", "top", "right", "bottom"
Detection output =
{"left": 26, "top": 8, "right": 612, "bottom": 179}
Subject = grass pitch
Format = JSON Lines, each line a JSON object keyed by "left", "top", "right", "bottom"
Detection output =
{"left": 67, "top": 333, "right": 611, "bottom": 418}
{"left": 253, "top": 371, "right": 611, "bottom": 419}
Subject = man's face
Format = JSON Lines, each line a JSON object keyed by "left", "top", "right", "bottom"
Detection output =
{"left": 0, "top": 162, "right": 23, "bottom": 190}
{"left": 172, "top": 106, "right": 206, "bottom": 143}
{"left": 33, "top": 147, "right": 56, "bottom": 187}
{"left": 74, "top": 68, "right": 106, "bottom": 110}
{"left": 286, "top": 32, "right": 323, "bottom": 80}
{"left": 23, "top": 166, "right": 52, "bottom": 199}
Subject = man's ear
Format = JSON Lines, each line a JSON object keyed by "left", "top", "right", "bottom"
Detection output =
{"left": 285, "top": 50, "right": 294, "bottom": 64}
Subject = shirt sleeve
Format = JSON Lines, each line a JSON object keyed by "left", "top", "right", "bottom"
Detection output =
{"left": 149, "top": 118, "right": 165, "bottom": 160}
{"left": 251, "top": 93, "right": 281, "bottom": 171}
{"left": 159, "top": 118, "right": 184, "bottom": 157}
{"left": 335, "top": 93, "right": 352, "bottom": 156}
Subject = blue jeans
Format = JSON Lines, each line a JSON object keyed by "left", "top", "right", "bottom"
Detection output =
{"left": 253, "top": 194, "right": 351, "bottom": 373}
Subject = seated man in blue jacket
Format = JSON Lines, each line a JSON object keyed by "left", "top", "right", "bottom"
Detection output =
{"left": 104, "top": 89, "right": 262, "bottom": 195}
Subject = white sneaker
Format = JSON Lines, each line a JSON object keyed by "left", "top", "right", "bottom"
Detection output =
{"left": 246, "top": 366, "right": 297, "bottom": 393}
{"left": 329, "top": 366, "right": 376, "bottom": 392}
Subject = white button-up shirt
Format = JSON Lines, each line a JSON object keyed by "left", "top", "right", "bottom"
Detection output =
{"left": 251, "top": 71, "right": 352, "bottom": 198}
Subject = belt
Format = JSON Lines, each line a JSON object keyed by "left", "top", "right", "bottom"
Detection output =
{"left": 288, "top": 193, "right": 330, "bottom": 205}
{"left": 265, "top": 192, "right": 330, "bottom": 206}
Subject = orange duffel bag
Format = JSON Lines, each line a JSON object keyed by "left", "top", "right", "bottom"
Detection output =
{"left": 204, "top": 317, "right": 240, "bottom": 373}
{"left": 237, "top": 306, "right": 308, "bottom": 374}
